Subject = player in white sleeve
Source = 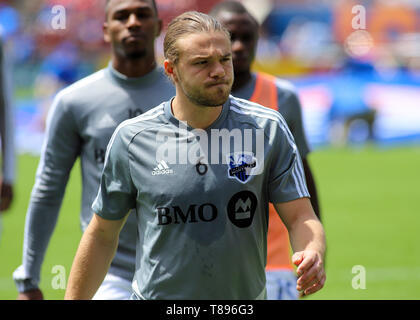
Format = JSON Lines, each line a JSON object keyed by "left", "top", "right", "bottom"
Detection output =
{"left": 13, "top": 0, "right": 175, "bottom": 300}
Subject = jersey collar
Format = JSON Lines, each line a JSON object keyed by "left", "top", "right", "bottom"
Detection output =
{"left": 163, "top": 96, "right": 231, "bottom": 131}
{"left": 106, "top": 61, "right": 161, "bottom": 87}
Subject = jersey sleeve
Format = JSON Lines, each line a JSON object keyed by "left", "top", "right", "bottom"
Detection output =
{"left": 92, "top": 125, "right": 136, "bottom": 220}
{"left": 276, "top": 80, "right": 311, "bottom": 159}
{"left": 13, "top": 91, "right": 81, "bottom": 292}
{"left": 267, "top": 116, "right": 310, "bottom": 203}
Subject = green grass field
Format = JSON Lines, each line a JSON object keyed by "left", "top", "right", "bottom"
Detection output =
{"left": 0, "top": 145, "right": 419, "bottom": 300}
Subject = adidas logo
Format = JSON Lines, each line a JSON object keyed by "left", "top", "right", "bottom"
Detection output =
{"left": 152, "top": 160, "right": 174, "bottom": 176}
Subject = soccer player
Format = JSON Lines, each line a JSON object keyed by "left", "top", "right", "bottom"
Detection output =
{"left": 65, "top": 11, "right": 326, "bottom": 300}
{"left": 13, "top": 0, "right": 175, "bottom": 300}
{"left": 0, "top": 35, "right": 14, "bottom": 214}
{"left": 210, "top": 1, "right": 321, "bottom": 299}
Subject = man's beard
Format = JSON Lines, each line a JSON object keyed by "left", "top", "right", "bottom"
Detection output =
{"left": 183, "top": 84, "right": 231, "bottom": 107}
{"left": 177, "top": 70, "right": 232, "bottom": 107}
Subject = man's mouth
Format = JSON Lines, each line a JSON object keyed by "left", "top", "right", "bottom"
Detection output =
{"left": 207, "top": 81, "right": 229, "bottom": 88}
{"left": 124, "top": 34, "right": 145, "bottom": 42}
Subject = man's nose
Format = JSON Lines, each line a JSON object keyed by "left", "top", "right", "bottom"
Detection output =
{"left": 231, "top": 39, "right": 245, "bottom": 53}
{"left": 127, "top": 13, "right": 141, "bottom": 28}
{"left": 210, "top": 62, "right": 226, "bottom": 78}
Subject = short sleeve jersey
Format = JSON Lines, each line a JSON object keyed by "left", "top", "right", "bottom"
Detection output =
{"left": 93, "top": 96, "right": 309, "bottom": 299}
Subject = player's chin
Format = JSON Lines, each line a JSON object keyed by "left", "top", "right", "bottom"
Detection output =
{"left": 123, "top": 46, "right": 147, "bottom": 60}
{"left": 199, "top": 93, "right": 229, "bottom": 107}
{"left": 212, "top": 97, "right": 230, "bottom": 107}
{"left": 210, "top": 88, "right": 230, "bottom": 104}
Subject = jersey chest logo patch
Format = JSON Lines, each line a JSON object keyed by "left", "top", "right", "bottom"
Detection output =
{"left": 226, "top": 152, "right": 257, "bottom": 184}
{"left": 152, "top": 160, "right": 174, "bottom": 176}
{"left": 227, "top": 191, "right": 258, "bottom": 228}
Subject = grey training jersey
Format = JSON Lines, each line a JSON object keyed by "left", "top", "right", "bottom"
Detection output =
{"left": 232, "top": 73, "right": 310, "bottom": 158}
{"left": 93, "top": 96, "right": 309, "bottom": 299}
{"left": 13, "top": 64, "right": 175, "bottom": 291}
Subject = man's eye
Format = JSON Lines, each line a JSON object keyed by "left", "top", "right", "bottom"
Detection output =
{"left": 242, "top": 34, "right": 254, "bottom": 42}
{"left": 195, "top": 61, "right": 207, "bottom": 65}
{"left": 137, "top": 12, "right": 152, "bottom": 19}
{"left": 114, "top": 13, "right": 128, "bottom": 21}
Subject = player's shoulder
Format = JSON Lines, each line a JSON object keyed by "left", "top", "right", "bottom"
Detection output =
{"left": 54, "top": 69, "right": 108, "bottom": 104}
{"left": 114, "top": 102, "right": 167, "bottom": 138}
{"left": 274, "top": 78, "right": 298, "bottom": 94}
{"left": 229, "top": 95, "right": 288, "bottom": 130}
{"left": 256, "top": 71, "right": 298, "bottom": 97}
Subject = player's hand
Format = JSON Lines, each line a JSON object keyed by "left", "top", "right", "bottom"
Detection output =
{"left": 17, "top": 289, "right": 44, "bottom": 300}
{"left": 292, "top": 250, "right": 326, "bottom": 296}
{"left": 0, "top": 180, "right": 13, "bottom": 212}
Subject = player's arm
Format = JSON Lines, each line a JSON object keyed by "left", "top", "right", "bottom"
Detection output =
{"left": 282, "top": 84, "right": 321, "bottom": 220}
{"left": 0, "top": 38, "right": 14, "bottom": 212}
{"left": 66, "top": 121, "right": 135, "bottom": 300}
{"left": 274, "top": 198, "right": 325, "bottom": 296}
{"left": 65, "top": 213, "right": 128, "bottom": 300}
{"left": 301, "top": 158, "right": 320, "bottom": 219}
{"left": 13, "top": 93, "right": 80, "bottom": 299}
{"left": 0, "top": 97, "right": 14, "bottom": 212}
{"left": 0, "top": 96, "right": 14, "bottom": 212}
{"left": 268, "top": 110, "right": 325, "bottom": 296}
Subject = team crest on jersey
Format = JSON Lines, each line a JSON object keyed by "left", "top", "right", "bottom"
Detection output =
{"left": 226, "top": 152, "right": 258, "bottom": 184}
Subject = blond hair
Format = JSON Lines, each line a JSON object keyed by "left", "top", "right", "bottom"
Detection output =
{"left": 164, "top": 11, "right": 230, "bottom": 64}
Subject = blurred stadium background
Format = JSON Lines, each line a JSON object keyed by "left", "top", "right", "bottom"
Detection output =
{"left": 0, "top": 0, "right": 419, "bottom": 300}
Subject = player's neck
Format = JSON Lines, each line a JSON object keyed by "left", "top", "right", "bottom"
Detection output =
{"left": 171, "top": 94, "right": 222, "bottom": 130}
{"left": 112, "top": 56, "right": 157, "bottom": 78}
{"left": 232, "top": 70, "right": 252, "bottom": 91}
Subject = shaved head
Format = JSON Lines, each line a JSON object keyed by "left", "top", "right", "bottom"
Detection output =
{"left": 105, "top": 0, "right": 159, "bottom": 19}
{"left": 209, "top": 1, "right": 259, "bottom": 29}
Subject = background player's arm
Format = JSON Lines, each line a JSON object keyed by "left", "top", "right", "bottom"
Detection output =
{"left": 65, "top": 213, "right": 128, "bottom": 300}
{"left": 283, "top": 87, "right": 321, "bottom": 219}
{"left": 0, "top": 91, "right": 14, "bottom": 212}
{"left": 13, "top": 94, "right": 80, "bottom": 298}
{"left": 274, "top": 198, "right": 326, "bottom": 296}
{"left": 0, "top": 38, "right": 15, "bottom": 212}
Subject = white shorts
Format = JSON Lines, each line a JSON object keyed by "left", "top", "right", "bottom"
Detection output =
{"left": 266, "top": 270, "right": 299, "bottom": 300}
{"left": 130, "top": 280, "right": 267, "bottom": 300}
{"left": 92, "top": 273, "right": 133, "bottom": 300}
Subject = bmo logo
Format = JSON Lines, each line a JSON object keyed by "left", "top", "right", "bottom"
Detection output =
{"left": 156, "top": 191, "right": 258, "bottom": 228}
{"left": 227, "top": 191, "right": 258, "bottom": 228}
{"left": 156, "top": 203, "right": 217, "bottom": 225}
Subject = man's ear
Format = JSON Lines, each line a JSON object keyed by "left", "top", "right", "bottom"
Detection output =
{"left": 164, "top": 59, "right": 177, "bottom": 82}
{"left": 103, "top": 22, "right": 110, "bottom": 43}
